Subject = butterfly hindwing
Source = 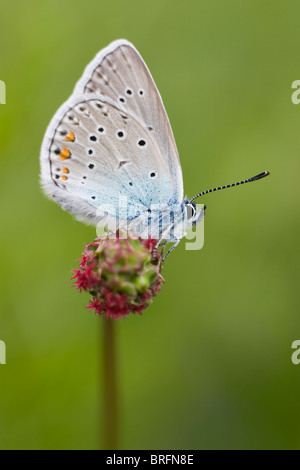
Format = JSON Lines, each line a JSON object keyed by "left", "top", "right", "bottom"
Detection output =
{"left": 41, "top": 93, "right": 179, "bottom": 224}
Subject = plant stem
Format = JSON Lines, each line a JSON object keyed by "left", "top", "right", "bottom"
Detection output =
{"left": 103, "top": 317, "right": 119, "bottom": 450}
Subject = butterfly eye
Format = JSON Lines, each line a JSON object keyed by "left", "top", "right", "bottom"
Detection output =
{"left": 186, "top": 203, "right": 196, "bottom": 220}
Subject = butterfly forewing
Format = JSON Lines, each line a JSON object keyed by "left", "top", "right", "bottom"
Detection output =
{"left": 74, "top": 40, "right": 183, "bottom": 199}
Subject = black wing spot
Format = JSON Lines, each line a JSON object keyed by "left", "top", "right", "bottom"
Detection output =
{"left": 89, "top": 135, "right": 97, "bottom": 142}
{"left": 138, "top": 139, "right": 146, "bottom": 147}
{"left": 88, "top": 164, "right": 95, "bottom": 169}
{"left": 117, "top": 130, "right": 125, "bottom": 139}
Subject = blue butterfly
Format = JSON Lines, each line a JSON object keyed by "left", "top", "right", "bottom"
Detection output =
{"left": 40, "top": 40, "right": 269, "bottom": 259}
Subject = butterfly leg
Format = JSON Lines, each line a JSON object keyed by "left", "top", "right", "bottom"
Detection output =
{"left": 159, "top": 240, "right": 168, "bottom": 259}
{"left": 98, "top": 231, "right": 119, "bottom": 240}
{"left": 162, "top": 239, "right": 181, "bottom": 261}
{"left": 103, "top": 229, "right": 131, "bottom": 239}
{"left": 105, "top": 231, "right": 116, "bottom": 237}
{"left": 153, "top": 221, "right": 176, "bottom": 260}
{"left": 153, "top": 240, "right": 167, "bottom": 260}
{"left": 160, "top": 241, "right": 167, "bottom": 259}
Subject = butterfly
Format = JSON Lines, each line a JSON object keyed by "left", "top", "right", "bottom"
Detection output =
{"left": 40, "top": 39, "right": 269, "bottom": 259}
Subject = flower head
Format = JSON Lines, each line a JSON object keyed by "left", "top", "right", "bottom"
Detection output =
{"left": 72, "top": 232, "right": 164, "bottom": 319}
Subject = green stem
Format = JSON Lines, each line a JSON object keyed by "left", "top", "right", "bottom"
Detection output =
{"left": 103, "top": 317, "right": 119, "bottom": 450}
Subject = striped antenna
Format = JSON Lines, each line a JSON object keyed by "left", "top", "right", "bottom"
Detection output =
{"left": 189, "top": 171, "right": 270, "bottom": 203}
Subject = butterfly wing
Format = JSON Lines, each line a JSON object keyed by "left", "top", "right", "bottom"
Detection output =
{"left": 74, "top": 40, "right": 183, "bottom": 200}
{"left": 40, "top": 40, "right": 183, "bottom": 227}
{"left": 41, "top": 93, "right": 177, "bottom": 226}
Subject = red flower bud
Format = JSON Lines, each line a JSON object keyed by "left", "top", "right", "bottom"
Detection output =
{"left": 72, "top": 232, "right": 164, "bottom": 319}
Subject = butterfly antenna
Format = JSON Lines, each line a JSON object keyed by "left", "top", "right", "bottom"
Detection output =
{"left": 189, "top": 171, "right": 270, "bottom": 203}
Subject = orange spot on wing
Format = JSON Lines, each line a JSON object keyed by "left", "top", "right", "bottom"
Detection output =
{"left": 61, "top": 175, "right": 68, "bottom": 181}
{"left": 62, "top": 168, "right": 69, "bottom": 174}
{"left": 65, "top": 131, "right": 75, "bottom": 142}
{"left": 59, "top": 148, "right": 71, "bottom": 160}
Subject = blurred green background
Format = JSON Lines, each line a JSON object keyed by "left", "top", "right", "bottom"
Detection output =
{"left": 0, "top": 0, "right": 299, "bottom": 450}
